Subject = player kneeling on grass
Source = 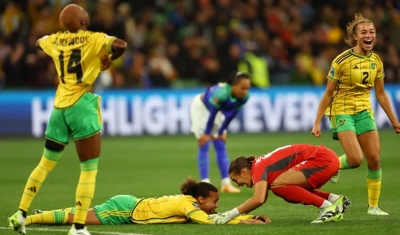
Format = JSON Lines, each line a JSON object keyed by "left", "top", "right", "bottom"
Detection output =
{"left": 208, "top": 144, "right": 351, "bottom": 224}
{"left": 25, "top": 178, "right": 270, "bottom": 226}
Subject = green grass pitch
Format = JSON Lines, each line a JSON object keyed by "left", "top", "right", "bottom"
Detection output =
{"left": 1, "top": 130, "right": 400, "bottom": 235}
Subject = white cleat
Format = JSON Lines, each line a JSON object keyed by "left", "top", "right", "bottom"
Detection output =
{"left": 311, "top": 205, "right": 341, "bottom": 224}
{"left": 68, "top": 225, "right": 91, "bottom": 235}
{"left": 8, "top": 211, "right": 26, "bottom": 235}
{"left": 367, "top": 207, "right": 389, "bottom": 215}
{"left": 333, "top": 195, "right": 351, "bottom": 213}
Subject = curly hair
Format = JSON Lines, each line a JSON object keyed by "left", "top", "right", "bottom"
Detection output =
{"left": 180, "top": 177, "right": 218, "bottom": 198}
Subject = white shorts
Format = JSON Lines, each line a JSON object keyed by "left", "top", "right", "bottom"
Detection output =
{"left": 190, "top": 94, "right": 226, "bottom": 139}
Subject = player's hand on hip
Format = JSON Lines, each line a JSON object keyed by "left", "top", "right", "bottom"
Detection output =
{"left": 391, "top": 122, "right": 400, "bottom": 133}
{"left": 100, "top": 55, "right": 112, "bottom": 71}
{"left": 311, "top": 124, "right": 321, "bottom": 137}
{"left": 217, "top": 133, "right": 227, "bottom": 142}
{"left": 198, "top": 134, "right": 211, "bottom": 146}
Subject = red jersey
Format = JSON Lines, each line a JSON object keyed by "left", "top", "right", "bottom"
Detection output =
{"left": 251, "top": 144, "right": 324, "bottom": 186}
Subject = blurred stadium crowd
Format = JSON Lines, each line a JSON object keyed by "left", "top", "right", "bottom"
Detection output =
{"left": 1, "top": 0, "right": 400, "bottom": 89}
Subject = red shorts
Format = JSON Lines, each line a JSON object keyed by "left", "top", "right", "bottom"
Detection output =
{"left": 292, "top": 146, "right": 339, "bottom": 188}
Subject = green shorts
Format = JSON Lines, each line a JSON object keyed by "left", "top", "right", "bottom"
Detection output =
{"left": 93, "top": 195, "right": 138, "bottom": 225}
{"left": 45, "top": 92, "right": 102, "bottom": 145}
{"left": 329, "top": 110, "right": 377, "bottom": 140}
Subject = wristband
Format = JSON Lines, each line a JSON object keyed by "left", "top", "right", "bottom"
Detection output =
{"left": 228, "top": 208, "right": 240, "bottom": 218}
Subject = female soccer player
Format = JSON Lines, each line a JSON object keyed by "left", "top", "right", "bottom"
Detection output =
{"left": 208, "top": 144, "right": 350, "bottom": 224}
{"left": 190, "top": 72, "right": 251, "bottom": 193}
{"left": 25, "top": 178, "right": 270, "bottom": 226}
{"left": 8, "top": 4, "right": 127, "bottom": 235}
{"left": 311, "top": 13, "right": 400, "bottom": 216}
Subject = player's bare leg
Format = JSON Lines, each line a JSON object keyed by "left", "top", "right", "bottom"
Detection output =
{"left": 358, "top": 131, "right": 388, "bottom": 215}
{"left": 70, "top": 133, "right": 101, "bottom": 235}
{"left": 329, "top": 131, "right": 364, "bottom": 184}
{"left": 271, "top": 169, "right": 341, "bottom": 223}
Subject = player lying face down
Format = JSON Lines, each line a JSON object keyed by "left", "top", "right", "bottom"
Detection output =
{"left": 24, "top": 178, "right": 271, "bottom": 226}
{"left": 208, "top": 144, "right": 351, "bottom": 224}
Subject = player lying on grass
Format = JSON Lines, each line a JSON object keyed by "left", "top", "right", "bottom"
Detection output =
{"left": 25, "top": 178, "right": 270, "bottom": 226}
{"left": 208, "top": 144, "right": 351, "bottom": 224}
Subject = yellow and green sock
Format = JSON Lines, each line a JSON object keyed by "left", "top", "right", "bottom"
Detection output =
{"left": 19, "top": 148, "right": 63, "bottom": 213}
{"left": 26, "top": 209, "right": 71, "bottom": 225}
{"left": 73, "top": 158, "right": 99, "bottom": 225}
{"left": 338, "top": 154, "right": 351, "bottom": 169}
{"left": 367, "top": 168, "right": 382, "bottom": 207}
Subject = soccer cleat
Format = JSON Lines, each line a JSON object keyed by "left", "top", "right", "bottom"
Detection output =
{"left": 32, "top": 209, "right": 44, "bottom": 215}
{"left": 330, "top": 170, "right": 340, "bottom": 184}
{"left": 8, "top": 210, "right": 26, "bottom": 235}
{"left": 311, "top": 205, "right": 341, "bottom": 224}
{"left": 68, "top": 225, "right": 91, "bottom": 235}
{"left": 367, "top": 207, "right": 389, "bottom": 215}
{"left": 333, "top": 195, "right": 351, "bottom": 214}
{"left": 221, "top": 184, "right": 241, "bottom": 193}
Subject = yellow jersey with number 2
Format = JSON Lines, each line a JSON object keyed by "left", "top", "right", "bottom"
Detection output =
{"left": 325, "top": 49, "right": 385, "bottom": 116}
{"left": 38, "top": 30, "right": 116, "bottom": 108}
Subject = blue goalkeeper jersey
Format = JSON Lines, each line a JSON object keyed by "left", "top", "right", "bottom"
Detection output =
{"left": 202, "top": 83, "right": 249, "bottom": 135}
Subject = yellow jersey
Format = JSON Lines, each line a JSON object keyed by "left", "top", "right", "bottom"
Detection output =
{"left": 131, "top": 194, "right": 254, "bottom": 224}
{"left": 38, "top": 30, "right": 116, "bottom": 108}
{"left": 325, "top": 49, "right": 385, "bottom": 116}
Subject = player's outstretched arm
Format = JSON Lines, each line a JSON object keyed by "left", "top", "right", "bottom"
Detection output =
{"left": 208, "top": 181, "right": 268, "bottom": 224}
{"left": 374, "top": 78, "right": 400, "bottom": 132}
{"left": 239, "top": 215, "right": 272, "bottom": 224}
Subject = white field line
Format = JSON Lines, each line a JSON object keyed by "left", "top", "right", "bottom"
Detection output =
{"left": 0, "top": 226, "right": 153, "bottom": 235}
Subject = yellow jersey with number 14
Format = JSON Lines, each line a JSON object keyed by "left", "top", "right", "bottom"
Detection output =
{"left": 39, "top": 30, "right": 116, "bottom": 109}
{"left": 325, "top": 49, "right": 385, "bottom": 116}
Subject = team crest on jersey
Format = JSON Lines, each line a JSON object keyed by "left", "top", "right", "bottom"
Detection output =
{"left": 371, "top": 63, "right": 376, "bottom": 69}
{"left": 329, "top": 66, "right": 335, "bottom": 76}
{"left": 338, "top": 119, "right": 346, "bottom": 127}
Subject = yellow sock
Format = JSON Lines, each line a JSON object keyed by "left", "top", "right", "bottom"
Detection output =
{"left": 19, "top": 148, "right": 62, "bottom": 212}
{"left": 26, "top": 210, "right": 69, "bottom": 225}
{"left": 73, "top": 158, "right": 99, "bottom": 224}
{"left": 367, "top": 168, "right": 382, "bottom": 207}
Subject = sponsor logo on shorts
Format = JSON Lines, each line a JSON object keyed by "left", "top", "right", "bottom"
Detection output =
{"left": 338, "top": 119, "right": 346, "bottom": 126}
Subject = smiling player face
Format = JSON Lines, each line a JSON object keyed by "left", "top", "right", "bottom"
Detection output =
{"left": 230, "top": 168, "right": 253, "bottom": 188}
{"left": 198, "top": 191, "right": 219, "bottom": 214}
{"left": 354, "top": 22, "right": 375, "bottom": 52}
